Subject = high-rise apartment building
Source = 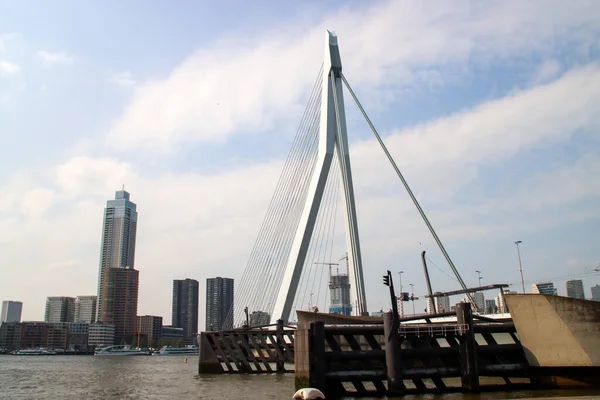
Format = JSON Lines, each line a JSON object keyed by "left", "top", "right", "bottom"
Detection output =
{"left": 1, "top": 300, "right": 23, "bottom": 323}
{"left": 532, "top": 282, "right": 557, "bottom": 295}
{"left": 591, "top": 285, "right": 600, "bottom": 301}
{"left": 44, "top": 297, "right": 75, "bottom": 323}
{"left": 461, "top": 292, "right": 485, "bottom": 312}
{"left": 329, "top": 273, "right": 352, "bottom": 316}
{"left": 427, "top": 293, "right": 451, "bottom": 314}
{"left": 495, "top": 290, "right": 517, "bottom": 313}
{"left": 100, "top": 267, "right": 139, "bottom": 343}
{"left": 75, "top": 296, "right": 97, "bottom": 323}
{"left": 136, "top": 315, "right": 163, "bottom": 347}
{"left": 96, "top": 190, "right": 138, "bottom": 321}
{"left": 566, "top": 280, "right": 585, "bottom": 299}
{"left": 172, "top": 279, "right": 199, "bottom": 342}
{"left": 206, "top": 277, "right": 234, "bottom": 331}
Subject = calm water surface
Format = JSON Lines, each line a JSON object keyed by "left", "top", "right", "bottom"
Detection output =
{"left": 0, "top": 355, "right": 598, "bottom": 400}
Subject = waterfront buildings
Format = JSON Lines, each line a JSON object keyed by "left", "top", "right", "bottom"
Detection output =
{"left": 44, "top": 297, "right": 75, "bottom": 323}
{"left": 485, "top": 299, "right": 497, "bottom": 314}
{"left": 566, "top": 280, "right": 585, "bottom": 299}
{"left": 495, "top": 290, "right": 517, "bottom": 313}
{"left": 0, "top": 322, "right": 20, "bottom": 349}
{"left": 1, "top": 300, "right": 22, "bottom": 323}
{"left": 20, "top": 322, "right": 50, "bottom": 348}
{"left": 591, "top": 285, "right": 600, "bottom": 301}
{"left": 88, "top": 323, "right": 115, "bottom": 347}
{"left": 100, "top": 267, "right": 139, "bottom": 343}
{"left": 426, "top": 293, "right": 451, "bottom": 314}
{"left": 136, "top": 315, "right": 163, "bottom": 347}
{"left": 96, "top": 190, "right": 138, "bottom": 321}
{"left": 161, "top": 325, "right": 184, "bottom": 345}
{"left": 532, "top": 282, "right": 557, "bottom": 295}
{"left": 461, "top": 292, "right": 485, "bottom": 312}
{"left": 75, "top": 296, "right": 97, "bottom": 323}
{"left": 172, "top": 279, "right": 199, "bottom": 343}
{"left": 329, "top": 273, "right": 352, "bottom": 316}
{"left": 206, "top": 277, "right": 234, "bottom": 331}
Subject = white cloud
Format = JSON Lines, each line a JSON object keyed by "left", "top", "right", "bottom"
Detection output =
{"left": 0, "top": 59, "right": 19, "bottom": 74}
{"left": 0, "top": 32, "right": 19, "bottom": 52}
{"left": 532, "top": 59, "right": 562, "bottom": 84}
{"left": 37, "top": 50, "right": 74, "bottom": 65}
{"left": 106, "top": 0, "right": 600, "bottom": 151}
{"left": 107, "top": 71, "right": 135, "bottom": 87}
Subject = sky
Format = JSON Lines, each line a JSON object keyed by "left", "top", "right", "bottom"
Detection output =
{"left": 1, "top": 0, "right": 599, "bottom": 328}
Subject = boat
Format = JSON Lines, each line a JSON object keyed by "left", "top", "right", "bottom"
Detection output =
{"left": 15, "top": 348, "right": 58, "bottom": 355}
{"left": 94, "top": 345, "right": 150, "bottom": 356}
{"left": 155, "top": 345, "right": 198, "bottom": 356}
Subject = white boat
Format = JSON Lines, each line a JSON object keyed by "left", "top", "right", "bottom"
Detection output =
{"left": 15, "top": 348, "right": 58, "bottom": 355}
{"left": 155, "top": 345, "right": 198, "bottom": 356}
{"left": 94, "top": 345, "right": 150, "bottom": 356}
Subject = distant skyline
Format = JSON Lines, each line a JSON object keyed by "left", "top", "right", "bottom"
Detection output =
{"left": 0, "top": 0, "right": 599, "bottom": 328}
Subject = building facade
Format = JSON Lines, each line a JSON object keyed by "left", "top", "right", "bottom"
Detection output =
{"left": 0, "top": 322, "right": 21, "bottom": 349}
{"left": 532, "top": 282, "right": 557, "bottom": 295}
{"left": 44, "top": 297, "right": 75, "bottom": 323}
{"left": 136, "top": 315, "right": 163, "bottom": 347}
{"left": 206, "top": 277, "right": 234, "bottom": 331}
{"left": 96, "top": 190, "right": 138, "bottom": 321}
{"left": 427, "top": 293, "right": 451, "bottom": 314}
{"left": 75, "top": 296, "right": 97, "bottom": 323}
{"left": 591, "top": 285, "right": 600, "bottom": 301}
{"left": 329, "top": 274, "right": 352, "bottom": 316}
{"left": 1, "top": 301, "right": 23, "bottom": 323}
{"left": 88, "top": 323, "right": 115, "bottom": 347}
{"left": 172, "top": 279, "right": 199, "bottom": 343}
{"left": 494, "top": 290, "right": 517, "bottom": 313}
{"left": 566, "top": 280, "right": 585, "bottom": 299}
{"left": 100, "top": 267, "right": 139, "bottom": 343}
{"left": 20, "top": 322, "right": 49, "bottom": 349}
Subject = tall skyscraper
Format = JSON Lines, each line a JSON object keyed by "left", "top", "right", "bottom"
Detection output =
{"left": 1, "top": 301, "right": 23, "bottom": 323}
{"left": 44, "top": 297, "right": 75, "bottom": 323}
{"left": 427, "top": 294, "right": 451, "bottom": 314}
{"left": 74, "top": 296, "right": 97, "bottom": 323}
{"left": 172, "top": 279, "right": 199, "bottom": 342}
{"left": 329, "top": 273, "right": 352, "bottom": 316}
{"left": 566, "top": 280, "right": 585, "bottom": 299}
{"left": 100, "top": 267, "right": 139, "bottom": 343}
{"left": 206, "top": 277, "right": 234, "bottom": 331}
{"left": 591, "top": 285, "right": 600, "bottom": 301}
{"left": 96, "top": 190, "right": 138, "bottom": 321}
{"left": 532, "top": 282, "right": 557, "bottom": 295}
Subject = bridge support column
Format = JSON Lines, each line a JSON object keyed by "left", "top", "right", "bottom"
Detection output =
{"left": 309, "top": 321, "right": 326, "bottom": 394}
{"left": 457, "top": 302, "right": 479, "bottom": 392}
{"left": 276, "top": 319, "right": 285, "bottom": 373}
{"left": 383, "top": 312, "right": 405, "bottom": 396}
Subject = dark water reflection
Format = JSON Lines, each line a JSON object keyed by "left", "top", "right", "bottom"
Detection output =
{"left": 0, "top": 355, "right": 598, "bottom": 400}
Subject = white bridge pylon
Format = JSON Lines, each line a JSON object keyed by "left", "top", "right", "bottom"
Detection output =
{"left": 271, "top": 31, "right": 368, "bottom": 324}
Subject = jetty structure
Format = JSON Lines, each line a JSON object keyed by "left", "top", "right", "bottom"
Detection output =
{"left": 197, "top": 31, "right": 600, "bottom": 397}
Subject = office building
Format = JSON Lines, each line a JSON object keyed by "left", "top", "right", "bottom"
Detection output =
{"left": 47, "top": 323, "right": 69, "bottom": 349}
{"left": 591, "top": 285, "right": 600, "bottom": 301}
{"left": 20, "top": 322, "right": 49, "bottom": 348}
{"left": 96, "top": 190, "right": 138, "bottom": 321}
{"left": 427, "top": 293, "right": 450, "bottom": 314}
{"left": 462, "top": 292, "right": 485, "bottom": 312}
{"left": 88, "top": 323, "right": 115, "bottom": 347}
{"left": 206, "top": 277, "right": 234, "bottom": 331}
{"left": 1, "top": 300, "right": 23, "bottom": 323}
{"left": 75, "top": 296, "right": 97, "bottom": 323}
{"left": 100, "top": 267, "right": 139, "bottom": 343}
{"left": 329, "top": 273, "right": 352, "bottom": 316}
{"left": 566, "top": 280, "right": 585, "bottom": 299}
{"left": 68, "top": 323, "right": 90, "bottom": 350}
{"left": 0, "top": 322, "right": 20, "bottom": 350}
{"left": 136, "top": 315, "right": 163, "bottom": 347}
{"left": 532, "top": 282, "right": 557, "bottom": 295}
{"left": 495, "top": 290, "right": 517, "bottom": 313}
{"left": 172, "top": 279, "right": 199, "bottom": 343}
{"left": 44, "top": 297, "right": 75, "bottom": 323}
{"left": 485, "top": 299, "right": 496, "bottom": 314}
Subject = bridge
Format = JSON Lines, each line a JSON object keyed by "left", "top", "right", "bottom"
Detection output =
{"left": 226, "top": 31, "right": 474, "bottom": 329}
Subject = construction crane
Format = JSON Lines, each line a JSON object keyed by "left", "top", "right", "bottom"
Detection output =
{"left": 315, "top": 261, "right": 340, "bottom": 284}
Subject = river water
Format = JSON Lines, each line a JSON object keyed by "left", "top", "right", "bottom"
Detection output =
{"left": 0, "top": 355, "right": 598, "bottom": 400}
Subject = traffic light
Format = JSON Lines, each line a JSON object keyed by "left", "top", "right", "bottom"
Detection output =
{"left": 383, "top": 274, "right": 390, "bottom": 286}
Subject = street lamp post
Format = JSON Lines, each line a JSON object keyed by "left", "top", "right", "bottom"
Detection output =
{"left": 398, "top": 271, "right": 404, "bottom": 318}
{"left": 409, "top": 283, "right": 415, "bottom": 316}
{"left": 515, "top": 240, "right": 525, "bottom": 294}
{"left": 475, "top": 270, "right": 482, "bottom": 287}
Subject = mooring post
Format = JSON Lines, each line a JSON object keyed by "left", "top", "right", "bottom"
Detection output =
{"left": 276, "top": 319, "right": 285, "bottom": 372}
{"left": 309, "top": 321, "right": 326, "bottom": 392}
{"left": 456, "top": 302, "right": 479, "bottom": 392}
{"left": 383, "top": 311, "right": 405, "bottom": 396}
